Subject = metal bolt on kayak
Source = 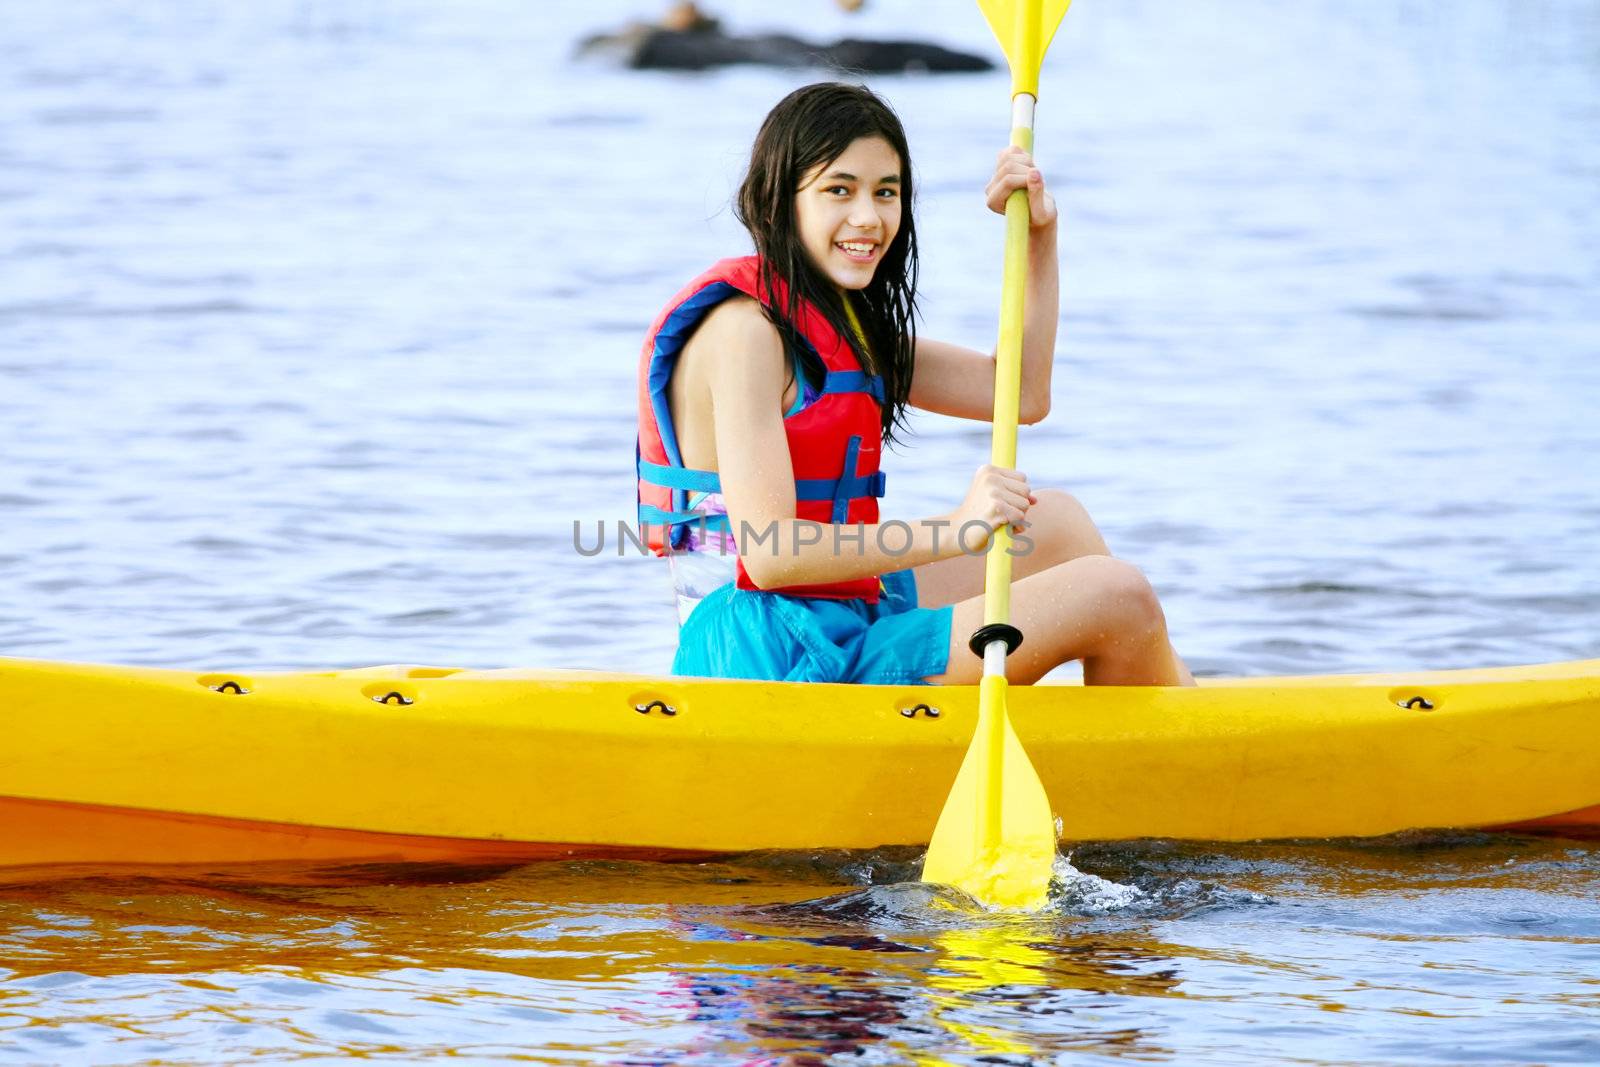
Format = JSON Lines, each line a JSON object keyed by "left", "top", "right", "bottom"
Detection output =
{"left": 199, "top": 674, "right": 254, "bottom": 694}
{"left": 900, "top": 703, "right": 942, "bottom": 719}
{"left": 1390, "top": 689, "right": 1438, "bottom": 711}
{"left": 634, "top": 700, "right": 677, "bottom": 716}
{"left": 359, "top": 682, "right": 419, "bottom": 706}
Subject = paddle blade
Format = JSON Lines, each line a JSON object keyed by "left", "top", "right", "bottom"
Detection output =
{"left": 977, "top": 0, "right": 1073, "bottom": 96}
{"left": 922, "top": 677, "right": 1058, "bottom": 910}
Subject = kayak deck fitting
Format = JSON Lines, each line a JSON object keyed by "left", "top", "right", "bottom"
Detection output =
{"left": 0, "top": 655, "right": 1595, "bottom": 877}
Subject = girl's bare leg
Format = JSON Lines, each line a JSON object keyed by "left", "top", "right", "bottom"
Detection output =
{"left": 924, "top": 555, "right": 1187, "bottom": 685}
{"left": 912, "top": 489, "right": 1194, "bottom": 686}
{"left": 914, "top": 488, "right": 1108, "bottom": 608}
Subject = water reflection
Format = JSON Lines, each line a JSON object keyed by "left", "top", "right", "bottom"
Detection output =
{"left": 625, "top": 924, "right": 1185, "bottom": 1063}
{"left": 917, "top": 925, "right": 1176, "bottom": 1061}
{"left": 0, "top": 837, "right": 1596, "bottom": 1061}
{"left": 640, "top": 966, "right": 914, "bottom": 1064}
{"left": 693, "top": 872, "right": 1204, "bottom": 1062}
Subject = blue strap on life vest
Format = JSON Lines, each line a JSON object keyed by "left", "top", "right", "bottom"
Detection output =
{"left": 636, "top": 459, "right": 723, "bottom": 493}
{"left": 821, "top": 371, "right": 885, "bottom": 405}
{"left": 830, "top": 436, "right": 861, "bottom": 523}
{"left": 637, "top": 502, "right": 732, "bottom": 534}
{"left": 796, "top": 468, "right": 887, "bottom": 505}
{"left": 638, "top": 458, "right": 885, "bottom": 506}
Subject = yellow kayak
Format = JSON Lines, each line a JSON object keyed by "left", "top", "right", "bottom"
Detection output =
{"left": 0, "top": 654, "right": 1595, "bottom": 875}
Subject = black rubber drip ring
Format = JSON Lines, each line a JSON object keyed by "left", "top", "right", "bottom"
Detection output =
{"left": 968, "top": 622, "right": 1024, "bottom": 659}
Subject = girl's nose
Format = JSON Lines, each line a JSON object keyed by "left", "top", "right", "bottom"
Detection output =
{"left": 847, "top": 196, "right": 879, "bottom": 229}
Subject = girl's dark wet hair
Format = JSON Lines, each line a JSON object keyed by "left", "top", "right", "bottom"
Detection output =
{"left": 735, "top": 82, "right": 918, "bottom": 445}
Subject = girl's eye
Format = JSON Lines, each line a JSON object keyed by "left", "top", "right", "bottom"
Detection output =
{"left": 824, "top": 185, "right": 850, "bottom": 196}
{"left": 876, "top": 188, "right": 898, "bottom": 199}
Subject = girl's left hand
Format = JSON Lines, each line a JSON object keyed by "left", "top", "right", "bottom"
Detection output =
{"left": 985, "top": 145, "right": 1057, "bottom": 230}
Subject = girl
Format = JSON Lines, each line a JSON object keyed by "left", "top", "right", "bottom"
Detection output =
{"left": 636, "top": 82, "right": 1193, "bottom": 687}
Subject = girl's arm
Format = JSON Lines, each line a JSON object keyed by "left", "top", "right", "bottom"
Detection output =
{"left": 907, "top": 147, "right": 1058, "bottom": 424}
{"left": 703, "top": 298, "right": 1032, "bottom": 590}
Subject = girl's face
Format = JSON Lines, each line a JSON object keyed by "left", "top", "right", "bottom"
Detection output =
{"left": 793, "top": 135, "right": 903, "bottom": 291}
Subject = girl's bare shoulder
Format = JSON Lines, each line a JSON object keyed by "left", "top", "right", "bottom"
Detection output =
{"left": 686, "top": 295, "right": 783, "bottom": 365}
{"left": 681, "top": 294, "right": 787, "bottom": 403}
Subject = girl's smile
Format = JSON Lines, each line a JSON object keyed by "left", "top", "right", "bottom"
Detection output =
{"left": 834, "top": 238, "right": 879, "bottom": 262}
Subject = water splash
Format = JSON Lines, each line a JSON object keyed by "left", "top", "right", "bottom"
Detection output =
{"left": 729, "top": 848, "right": 1269, "bottom": 933}
{"left": 1048, "top": 853, "right": 1147, "bottom": 915}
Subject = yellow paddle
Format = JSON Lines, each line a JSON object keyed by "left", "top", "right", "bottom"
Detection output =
{"left": 920, "top": 0, "right": 1072, "bottom": 911}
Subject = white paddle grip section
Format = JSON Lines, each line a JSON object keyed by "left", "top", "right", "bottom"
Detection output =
{"left": 1011, "top": 93, "right": 1036, "bottom": 133}
{"left": 984, "top": 640, "right": 1009, "bottom": 677}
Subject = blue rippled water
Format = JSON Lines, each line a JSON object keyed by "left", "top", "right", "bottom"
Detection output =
{"left": 1, "top": 1, "right": 1597, "bottom": 1062}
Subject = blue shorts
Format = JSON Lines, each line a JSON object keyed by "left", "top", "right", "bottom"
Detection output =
{"left": 671, "top": 568, "right": 954, "bottom": 685}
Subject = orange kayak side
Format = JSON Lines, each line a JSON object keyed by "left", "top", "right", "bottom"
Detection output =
{"left": 0, "top": 794, "right": 716, "bottom": 882}
{"left": 2, "top": 793, "right": 1595, "bottom": 885}
{"left": 1494, "top": 804, "right": 1600, "bottom": 838}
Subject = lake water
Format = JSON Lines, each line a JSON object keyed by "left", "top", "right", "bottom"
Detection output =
{"left": 1, "top": 0, "right": 1597, "bottom": 1062}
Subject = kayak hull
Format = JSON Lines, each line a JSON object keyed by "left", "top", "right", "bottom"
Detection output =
{"left": 1, "top": 655, "right": 1596, "bottom": 874}
{"left": 1, "top": 794, "right": 1594, "bottom": 880}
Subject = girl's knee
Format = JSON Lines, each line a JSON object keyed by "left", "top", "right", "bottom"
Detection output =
{"left": 1022, "top": 488, "right": 1108, "bottom": 565}
{"left": 1032, "top": 487, "right": 1086, "bottom": 518}
{"left": 1075, "top": 555, "right": 1166, "bottom": 635}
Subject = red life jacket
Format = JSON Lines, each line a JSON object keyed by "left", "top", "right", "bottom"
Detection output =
{"left": 636, "top": 256, "right": 886, "bottom": 603}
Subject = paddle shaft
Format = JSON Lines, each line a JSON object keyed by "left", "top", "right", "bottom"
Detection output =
{"left": 977, "top": 92, "right": 1037, "bottom": 851}
{"left": 982, "top": 93, "right": 1036, "bottom": 635}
